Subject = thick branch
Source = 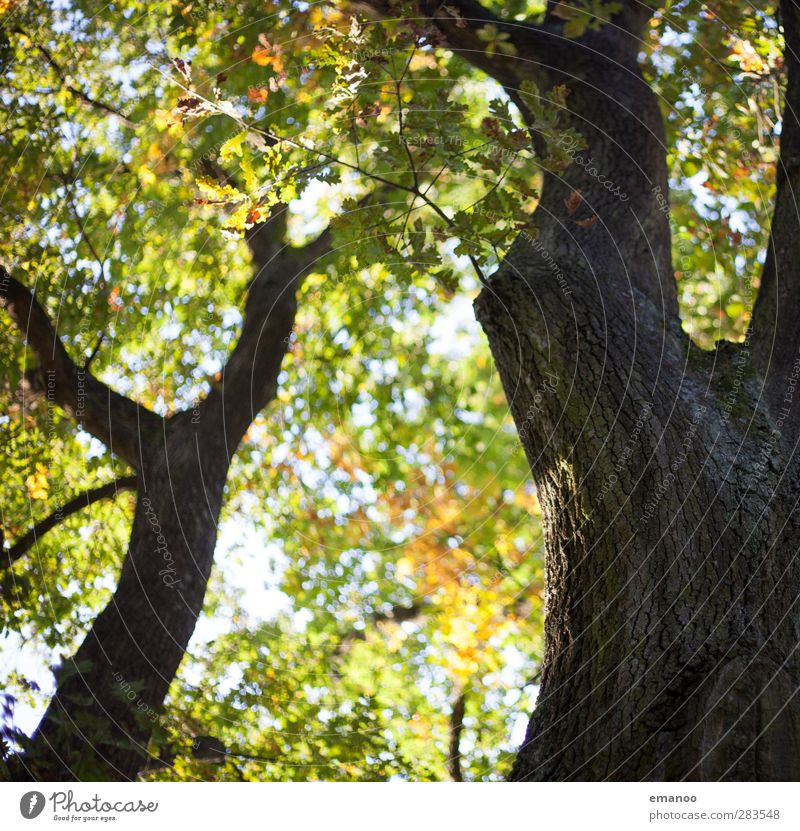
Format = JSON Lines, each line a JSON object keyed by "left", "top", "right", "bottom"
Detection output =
{"left": 2, "top": 476, "right": 137, "bottom": 570}
{"left": 354, "top": 0, "right": 650, "bottom": 87}
{"left": 354, "top": 0, "right": 541, "bottom": 87}
{"left": 750, "top": 0, "right": 800, "bottom": 415}
{"left": 197, "top": 211, "right": 333, "bottom": 446}
{"left": 0, "top": 267, "right": 161, "bottom": 467}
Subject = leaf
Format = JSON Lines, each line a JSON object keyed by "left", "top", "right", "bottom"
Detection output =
{"left": 247, "top": 86, "right": 270, "bottom": 103}
{"left": 175, "top": 95, "right": 213, "bottom": 121}
{"left": 25, "top": 465, "right": 49, "bottom": 500}
{"left": 171, "top": 57, "right": 192, "bottom": 84}
{"left": 221, "top": 203, "right": 253, "bottom": 237}
{"left": 395, "top": 557, "right": 415, "bottom": 581}
{"left": 108, "top": 286, "right": 123, "bottom": 309}
{"left": 252, "top": 35, "right": 285, "bottom": 73}
{"left": 252, "top": 47, "right": 272, "bottom": 67}
{"left": 564, "top": 189, "right": 583, "bottom": 214}
{"left": 476, "top": 24, "right": 516, "bottom": 57}
{"left": 246, "top": 205, "right": 268, "bottom": 225}
{"left": 219, "top": 132, "right": 247, "bottom": 162}
{"left": 348, "top": 16, "right": 366, "bottom": 45}
{"left": 196, "top": 175, "right": 244, "bottom": 204}
{"left": 443, "top": 5, "right": 468, "bottom": 28}
{"left": 574, "top": 213, "right": 599, "bottom": 228}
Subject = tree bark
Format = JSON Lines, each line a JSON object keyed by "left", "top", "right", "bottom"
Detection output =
{"left": 478, "top": 254, "right": 800, "bottom": 781}
{"left": 467, "top": 2, "right": 800, "bottom": 781}
{"left": 356, "top": 0, "right": 800, "bottom": 782}
{"left": 6, "top": 207, "right": 329, "bottom": 780}
{"left": 21, "top": 420, "right": 230, "bottom": 780}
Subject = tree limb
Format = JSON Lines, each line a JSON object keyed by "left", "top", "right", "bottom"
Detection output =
{"left": 448, "top": 685, "right": 467, "bottom": 782}
{"left": 353, "top": 0, "right": 536, "bottom": 87}
{"left": 0, "top": 266, "right": 162, "bottom": 468}
{"left": 196, "top": 205, "right": 333, "bottom": 446}
{"left": 750, "top": 0, "right": 800, "bottom": 414}
{"left": 1, "top": 476, "right": 137, "bottom": 571}
{"left": 352, "top": 0, "right": 650, "bottom": 86}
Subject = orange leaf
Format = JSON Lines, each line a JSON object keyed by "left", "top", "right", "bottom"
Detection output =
{"left": 248, "top": 86, "right": 270, "bottom": 103}
{"left": 252, "top": 35, "right": 284, "bottom": 73}
{"left": 246, "top": 206, "right": 266, "bottom": 225}
{"left": 564, "top": 189, "right": 582, "bottom": 214}
{"left": 574, "top": 213, "right": 598, "bottom": 229}
{"left": 252, "top": 47, "right": 272, "bottom": 67}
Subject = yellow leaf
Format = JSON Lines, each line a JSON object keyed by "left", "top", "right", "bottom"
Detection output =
{"left": 395, "top": 556, "right": 415, "bottom": 581}
{"left": 219, "top": 131, "right": 247, "bottom": 162}
{"left": 731, "top": 38, "right": 767, "bottom": 74}
{"left": 138, "top": 167, "right": 157, "bottom": 187}
{"left": 26, "top": 466, "right": 49, "bottom": 500}
{"left": 221, "top": 202, "right": 252, "bottom": 236}
{"left": 196, "top": 175, "right": 243, "bottom": 203}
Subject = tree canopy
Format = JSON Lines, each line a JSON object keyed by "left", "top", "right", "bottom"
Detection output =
{"left": 0, "top": 0, "right": 787, "bottom": 780}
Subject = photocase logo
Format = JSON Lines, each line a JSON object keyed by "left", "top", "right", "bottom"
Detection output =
{"left": 20, "top": 791, "right": 45, "bottom": 819}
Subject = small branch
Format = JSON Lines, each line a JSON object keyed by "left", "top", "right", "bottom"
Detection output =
{"left": 64, "top": 187, "right": 108, "bottom": 283}
{"left": 448, "top": 685, "right": 467, "bottom": 782}
{"left": 394, "top": 47, "right": 420, "bottom": 191}
{"left": 0, "top": 266, "right": 161, "bottom": 467}
{"left": 22, "top": 33, "right": 136, "bottom": 128}
{"left": 83, "top": 330, "right": 106, "bottom": 371}
{"left": 2, "top": 476, "right": 137, "bottom": 570}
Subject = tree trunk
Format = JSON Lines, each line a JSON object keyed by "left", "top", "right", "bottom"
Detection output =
{"left": 473, "top": 9, "right": 800, "bottom": 781}
{"left": 21, "top": 414, "right": 231, "bottom": 780}
{"left": 478, "top": 269, "right": 800, "bottom": 780}
{"left": 3, "top": 194, "right": 317, "bottom": 780}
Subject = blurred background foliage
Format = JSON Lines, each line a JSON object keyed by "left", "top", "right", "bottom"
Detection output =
{"left": 0, "top": 0, "right": 784, "bottom": 778}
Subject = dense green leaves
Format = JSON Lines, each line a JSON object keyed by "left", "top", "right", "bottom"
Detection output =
{"left": 1, "top": 0, "right": 544, "bottom": 778}
{"left": 0, "top": 0, "right": 788, "bottom": 779}
{"left": 651, "top": 0, "right": 781, "bottom": 345}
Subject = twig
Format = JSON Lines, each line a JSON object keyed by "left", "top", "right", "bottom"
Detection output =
{"left": 448, "top": 685, "right": 467, "bottom": 782}
{"left": 21, "top": 32, "right": 136, "bottom": 128}
{"left": 2, "top": 476, "right": 137, "bottom": 570}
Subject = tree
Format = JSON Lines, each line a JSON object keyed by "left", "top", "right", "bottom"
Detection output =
{"left": 1, "top": 0, "right": 541, "bottom": 781}
{"left": 359, "top": 0, "right": 800, "bottom": 780}
{"left": 2, "top": 0, "right": 798, "bottom": 783}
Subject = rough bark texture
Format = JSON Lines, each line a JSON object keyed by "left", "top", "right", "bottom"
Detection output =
{"left": 3, "top": 207, "right": 329, "bottom": 780}
{"left": 25, "top": 421, "right": 230, "bottom": 780}
{"left": 477, "top": 261, "right": 800, "bottom": 781}
{"left": 355, "top": 0, "right": 800, "bottom": 782}
{"left": 465, "top": 1, "right": 800, "bottom": 781}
